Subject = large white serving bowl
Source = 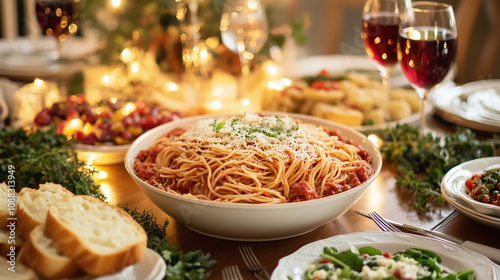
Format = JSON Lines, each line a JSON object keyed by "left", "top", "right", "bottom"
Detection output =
{"left": 124, "top": 112, "right": 382, "bottom": 241}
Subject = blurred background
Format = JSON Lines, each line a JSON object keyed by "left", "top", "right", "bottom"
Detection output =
{"left": 1, "top": 0, "right": 498, "bottom": 84}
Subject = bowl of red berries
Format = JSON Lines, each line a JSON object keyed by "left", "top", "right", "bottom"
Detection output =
{"left": 34, "top": 95, "right": 184, "bottom": 165}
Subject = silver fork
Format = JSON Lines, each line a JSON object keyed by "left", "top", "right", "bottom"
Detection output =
{"left": 238, "top": 246, "right": 271, "bottom": 280}
{"left": 222, "top": 265, "right": 244, "bottom": 280}
{"left": 368, "top": 211, "right": 402, "bottom": 233}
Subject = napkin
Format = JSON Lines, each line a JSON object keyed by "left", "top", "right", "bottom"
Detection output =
{"left": 0, "top": 78, "right": 22, "bottom": 128}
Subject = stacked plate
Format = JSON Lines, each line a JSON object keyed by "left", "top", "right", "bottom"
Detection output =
{"left": 441, "top": 157, "right": 500, "bottom": 228}
{"left": 430, "top": 80, "right": 500, "bottom": 132}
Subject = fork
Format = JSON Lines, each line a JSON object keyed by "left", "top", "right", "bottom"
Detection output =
{"left": 238, "top": 246, "right": 271, "bottom": 280}
{"left": 222, "top": 265, "right": 244, "bottom": 280}
{"left": 368, "top": 211, "right": 402, "bottom": 233}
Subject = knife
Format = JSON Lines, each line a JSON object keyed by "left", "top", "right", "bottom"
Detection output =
{"left": 355, "top": 210, "right": 500, "bottom": 264}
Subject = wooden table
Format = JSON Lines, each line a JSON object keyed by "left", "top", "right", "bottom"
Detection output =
{"left": 95, "top": 114, "right": 500, "bottom": 280}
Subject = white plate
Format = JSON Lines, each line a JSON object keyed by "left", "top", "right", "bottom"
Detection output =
{"left": 282, "top": 55, "right": 436, "bottom": 132}
{"left": 430, "top": 80, "right": 500, "bottom": 132}
{"left": 441, "top": 157, "right": 500, "bottom": 218}
{"left": 38, "top": 248, "right": 166, "bottom": 280}
{"left": 76, "top": 144, "right": 130, "bottom": 165}
{"left": 441, "top": 183, "right": 500, "bottom": 229}
{"left": 271, "top": 231, "right": 500, "bottom": 280}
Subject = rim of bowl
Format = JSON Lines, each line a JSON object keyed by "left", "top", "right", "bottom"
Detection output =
{"left": 124, "top": 112, "right": 382, "bottom": 209}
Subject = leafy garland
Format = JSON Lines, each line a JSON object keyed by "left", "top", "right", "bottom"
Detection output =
{"left": 0, "top": 126, "right": 104, "bottom": 199}
{"left": 379, "top": 124, "right": 500, "bottom": 212}
{"left": 0, "top": 126, "right": 215, "bottom": 279}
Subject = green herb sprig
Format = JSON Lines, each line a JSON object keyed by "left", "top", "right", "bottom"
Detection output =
{"left": 0, "top": 126, "right": 105, "bottom": 199}
{"left": 123, "top": 206, "right": 216, "bottom": 280}
{"left": 379, "top": 124, "right": 500, "bottom": 212}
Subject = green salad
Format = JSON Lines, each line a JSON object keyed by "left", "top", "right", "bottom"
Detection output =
{"left": 293, "top": 246, "right": 474, "bottom": 280}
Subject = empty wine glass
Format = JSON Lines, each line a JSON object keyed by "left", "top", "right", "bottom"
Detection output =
{"left": 36, "top": 0, "right": 81, "bottom": 60}
{"left": 220, "top": 0, "right": 268, "bottom": 100}
{"left": 398, "top": 1, "right": 457, "bottom": 131}
{"left": 361, "top": 0, "right": 402, "bottom": 91}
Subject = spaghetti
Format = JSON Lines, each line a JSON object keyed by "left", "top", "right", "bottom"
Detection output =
{"left": 134, "top": 113, "right": 375, "bottom": 203}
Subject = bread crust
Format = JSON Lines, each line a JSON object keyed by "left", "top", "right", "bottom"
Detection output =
{"left": 18, "top": 225, "right": 84, "bottom": 279}
{"left": 16, "top": 183, "right": 74, "bottom": 239}
{"left": 16, "top": 188, "right": 37, "bottom": 240}
{"left": 0, "top": 255, "right": 36, "bottom": 280}
{"left": 45, "top": 195, "right": 148, "bottom": 276}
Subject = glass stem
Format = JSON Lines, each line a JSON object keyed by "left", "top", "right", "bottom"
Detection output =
{"left": 416, "top": 88, "right": 429, "bottom": 133}
{"left": 378, "top": 66, "right": 392, "bottom": 94}
{"left": 238, "top": 54, "right": 250, "bottom": 100}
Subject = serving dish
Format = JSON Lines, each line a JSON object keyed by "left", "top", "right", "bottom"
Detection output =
{"left": 430, "top": 79, "right": 500, "bottom": 132}
{"left": 441, "top": 157, "right": 500, "bottom": 218}
{"left": 125, "top": 112, "right": 382, "bottom": 241}
{"left": 273, "top": 55, "right": 435, "bottom": 132}
{"left": 441, "top": 183, "right": 500, "bottom": 229}
{"left": 271, "top": 231, "right": 500, "bottom": 279}
{"left": 76, "top": 144, "right": 130, "bottom": 165}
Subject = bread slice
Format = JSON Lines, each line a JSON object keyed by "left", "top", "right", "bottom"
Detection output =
{"left": 0, "top": 228, "right": 24, "bottom": 257}
{"left": 0, "top": 255, "right": 36, "bottom": 280}
{"left": 18, "top": 224, "right": 84, "bottom": 279}
{"left": 17, "top": 183, "right": 74, "bottom": 239}
{"left": 0, "top": 182, "right": 16, "bottom": 229}
{"left": 45, "top": 195, "right": 148, "bottom": 276}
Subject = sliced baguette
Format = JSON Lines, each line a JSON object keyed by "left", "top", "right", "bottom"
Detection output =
{"left": 0, "top": 182, "right": 17, "bottom": 229}
{"left": 17, "top": 183, "right": 74, "bottom": 239}
{"left": 45, "top": 195, "right": 148, "bottom": 276}
{"left": 18, "top": 224, "right": 84, "bottom": 279}
{"left": 0, "top": 228, "right": 24, "bottom": 257}
{"left": 0, "top": 255, "right": 36, "bottom": 280}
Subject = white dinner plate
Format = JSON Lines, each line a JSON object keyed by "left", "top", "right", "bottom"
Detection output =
{"left": 441, "top": 157, "right": 500, "bottom": 218}
{"left": 430, "top": 79, "right": 500, "bottom": 132}
{"left": 271, "top": 231, "right": 500, "bottom": 280}
{"left": 280, "top": 55, "right": 439, "bottom": 132}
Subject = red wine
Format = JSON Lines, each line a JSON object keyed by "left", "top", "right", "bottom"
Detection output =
{"left": 36, "top": 0, "right": 79, "bottom": 42}
{"left": 398, "top": 27, "right": 457, "bottom": 89}
{"left": 362, "top": 13, "right": 400, "bottom": 67}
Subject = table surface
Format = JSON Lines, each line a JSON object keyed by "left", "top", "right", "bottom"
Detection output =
{"left": 96, "top": 114, "right": 500, "bottom": 280}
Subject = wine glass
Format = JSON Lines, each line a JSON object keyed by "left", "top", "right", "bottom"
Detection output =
{"left": 361, "top": 0, "right": 401, "bottom": 91}
{"left": 398, "top": 1, "right": 457, "bottom": 131}
{"left": 35, "top": 0, "right": 81, "bottom": 61}
{"left": 220, "top": 0, "right": 268, "bottom": 100}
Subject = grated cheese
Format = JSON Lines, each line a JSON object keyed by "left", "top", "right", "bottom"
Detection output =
{"left": 177, "top": 113, "right": 337, "bottom": 160}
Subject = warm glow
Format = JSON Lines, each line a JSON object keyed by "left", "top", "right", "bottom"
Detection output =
{"left": 86, "top": 154, "right": 96, "bottom": 167}
{"left": 247, "top": 0, "right": 258, "bottom": 10}
{"left": 110, "top": 97, "right": 118, "bottom": 104}
{"left": 242, "top": 99, "right": 250, "bottom": 106}
{"left": 122, "top": 102, "right": 136, "bottom": 115}
{"left": 120, "top": 48, "right": 133, "bottom": 63}
{"left": 166, "top": 82, "right": 178, "bottom": 92}
{"left": 368, "top": 134, "right": 383, "bottom": 148}
{"left": 34, "top": 78, "right": 44, "bottom": 87}
{"left": 82, "top": 123, "right": 93, "bottom": 134}
{"left": 211, "top": 100, "right": 222, "bottom": 110}
{"left": 98, "top": 170, "right": 108, "bottom": 180}
{"left": 111, "top": 0, "right": 120, "bottom": 8}
{"left": 101, "top": 75, "right": 112, "bottom": 86}
{"left": 131, "top": 62, "right": 139, "bottom": 73}
{"left": 99, "top": 182, "right": 113, "bottom": 203}
{"left": 280, "top": 78, "right": 292, "bottom": 87}
{"left": 69, "top": 119, "right": 83, "bottom": 130}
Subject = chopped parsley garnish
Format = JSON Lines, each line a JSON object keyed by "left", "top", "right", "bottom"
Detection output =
{"left": 212, "top": 115, "right": 300, "bottom": 140}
